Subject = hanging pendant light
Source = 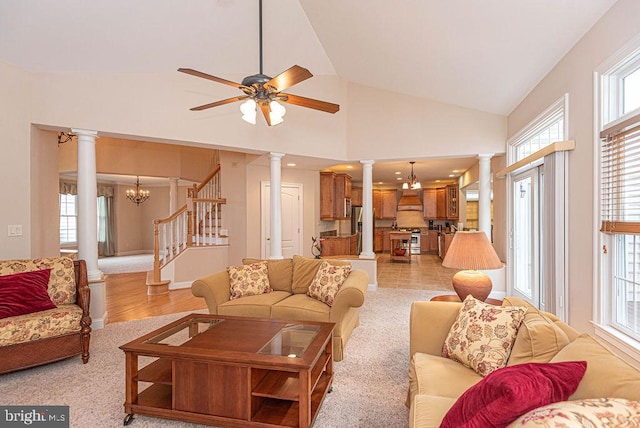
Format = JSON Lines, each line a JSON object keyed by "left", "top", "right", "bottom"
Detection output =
{"left": 126, "top": 177, "right": 150, "bottom": 206}
{"left": 404, "top": 161, "right": 421, "bottom": 190}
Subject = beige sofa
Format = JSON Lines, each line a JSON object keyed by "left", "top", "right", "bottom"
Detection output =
{"left": 407, "top": 297, "right": 640, "bottom": 428}
{"left": 0, "top": 257, "right": 91, "bottom": 374}
{"left": 191, "top": 255, "right": 368, "bottom": 361}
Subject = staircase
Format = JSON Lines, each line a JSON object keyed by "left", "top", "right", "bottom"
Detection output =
{"left": 147, "top": 158, "right": 227, "bottom": 294}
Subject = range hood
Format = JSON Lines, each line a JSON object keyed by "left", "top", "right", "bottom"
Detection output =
{"left": 396, "top": 190, "right": 428, "bottom": 228}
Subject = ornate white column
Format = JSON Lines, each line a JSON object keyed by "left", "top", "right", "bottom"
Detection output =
{"left": 360, "top": 160, "right": 376, "bottom": 259}
{"left": 269, "top": 153, "right": 285, "bottom": 260}
{"left": 478, "top": 154, "right": 493, "bottom": 239}
{"left": 168, "top": 177, "right": 179, "bottom": 214}
{"left": 73, "top": 129, "right": 102, "bottom": 280}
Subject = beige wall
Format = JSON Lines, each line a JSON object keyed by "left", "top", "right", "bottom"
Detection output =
{"left": 507, "top": 0, "right": 640, "bottom": 332}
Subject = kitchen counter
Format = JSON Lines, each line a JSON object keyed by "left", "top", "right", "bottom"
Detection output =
{"left": 320, "top": 234, "right": 357, "bottom": 256}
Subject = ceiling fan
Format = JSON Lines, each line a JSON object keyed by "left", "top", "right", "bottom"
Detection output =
{"left": 178, "top": 0, "right": 339, "bottom": 126}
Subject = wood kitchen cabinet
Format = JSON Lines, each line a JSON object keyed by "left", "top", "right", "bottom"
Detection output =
{"left": 428, "top": 230, "right": 439, "bottom": 253}
{"left": 372, "top": 189, "right": 382, "bottom": 219}
{"left": 436, "top": 188, "right": 446, "bottom": 219}
{"left": 352, "top": 186, "right": 363, "bottom": 206}
{"left": 380, "top": 189, "right": 398, "bottom": 219}
{"left": 420, "top": 230, "right": 429, "bottom": 253}
{"left": 382, "top": 229, "right": 391, "bottom": 252}
{"left": 320, "top": 172, "right": 352, "bottom": 220}
{"left": 321, "top": 236, "right": 355, "bottom": 256}
{"left": 423, "top": 189, "right": 437, "bottom": 219}
{"left": 446, "top": 185, "right": 459, "bottom": 220}
{"left": 374, "top": 229, "right": 383, "bottom": 252}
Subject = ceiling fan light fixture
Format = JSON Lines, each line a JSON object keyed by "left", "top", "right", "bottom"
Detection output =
{"left": 240, "top": 99, "right": 257, "bottom": 124}
{"left": 269, "top": 100, "right": 286, "bottom": 125}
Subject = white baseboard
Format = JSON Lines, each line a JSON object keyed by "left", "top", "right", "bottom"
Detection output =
{"left": 169, "top": 281, "right": 192, "bottom": 290}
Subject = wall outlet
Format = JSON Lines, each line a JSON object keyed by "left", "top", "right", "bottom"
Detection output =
{"left": 8, "top": 225, "right": 22, "bottom": 237}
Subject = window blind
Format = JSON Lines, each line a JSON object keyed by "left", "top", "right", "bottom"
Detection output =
{"left": 600, "top": 113, "right": 640, "bottom": 233}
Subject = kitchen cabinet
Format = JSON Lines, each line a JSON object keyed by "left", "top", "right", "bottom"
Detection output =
{"left": 382, "top": 229, "right": 391, "bottom": 252}
{"left": 374, "top": 229, "right": 383, "bottom": 252}
{"left": 334, "top": 173, "right": 352, "bottom": 220}
{"left": 380, "top": 189, "right": 398, "bottom": 219}
{"left": 320, "top": 171, "right": 336, "bottom": 220}
{"left": 373, "top": 190, "right": 382, "bottom": 219}
{"left": 420, "top": 230, "right": 429, "bottom": 253}
{"left": 446, "top": 185, "right": 459, "bottom": 220}
{"left": 352, "top": 186, "right": 363, "bottom": 207}
{"left": 319, "top": 172, "right": 352, "bottom": 220}
{"left": 436, "top": 188, "right": 446, "bottom": 219}
{"left": 428, "top": 230, "right": 439, "bottom": 253}
{"left": 440, "top": 233, "right": 455, "bottom": 259}
{"left": 423, "top": 189, "right": 437, "bottom": 219}
{"left": 321, "top": 235, "right": 356, "bottom": 256}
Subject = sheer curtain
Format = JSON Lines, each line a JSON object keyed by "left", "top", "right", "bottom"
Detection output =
{"left": 97, "top": 184, "right": 116, "bottom": 257}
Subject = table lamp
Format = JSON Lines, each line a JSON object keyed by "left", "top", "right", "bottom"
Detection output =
{"left": 441, "top": 231, "right": 503, "bottom": 302}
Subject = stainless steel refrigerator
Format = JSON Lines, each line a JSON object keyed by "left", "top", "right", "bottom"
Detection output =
{"left": 351, "top": 206, "right": 374, "bottom": 255}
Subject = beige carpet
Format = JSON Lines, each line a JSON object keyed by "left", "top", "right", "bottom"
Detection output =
{"left": 98, "top": 254, "right": 154, "bottom": 275}
{"left": 0, "top": 288, "right": 446, "bottom": 427}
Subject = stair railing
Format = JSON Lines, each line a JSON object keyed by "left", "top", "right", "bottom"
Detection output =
{"left": 151, "top": 162, "right": 226, "bottom": 283}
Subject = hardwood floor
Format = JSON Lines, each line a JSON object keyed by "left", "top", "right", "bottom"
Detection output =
{"left": 104, "top": 253, "right": 456, "bottom": 324}
{"left": 105, "top": 272, "right": 206, "bottom": 323}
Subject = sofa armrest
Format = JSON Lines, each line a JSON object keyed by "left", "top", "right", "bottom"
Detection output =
{"left": 329, "top": 269, "right": 368, "bottom": 324}
{"left": 191, "top": 271, "right": 232, "bottom": 314}
{"left": 73, "top": 260, "right": 92, "bottom": 327}
{"left": 409, "top": 301, "right": 461, "bottom": 358}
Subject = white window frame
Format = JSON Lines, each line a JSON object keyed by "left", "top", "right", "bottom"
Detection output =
{"left": 60, "top": 193, "right": 78, "bottom": 245}
{"left": 506, "top": 94, "right": 568, "bottom": 319}
{"left": 594, "top": 33, "right": 640, "bottom": 362}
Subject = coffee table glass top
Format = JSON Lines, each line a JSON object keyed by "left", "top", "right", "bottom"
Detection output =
{"left": 257, "top": 324, "right": 321, "bottom": 358}
{"left": 143, "top": 317, "right": 225, "bottom": 346}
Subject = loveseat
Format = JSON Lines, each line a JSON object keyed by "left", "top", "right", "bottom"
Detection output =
{"left": 407, "top": 296, "right": 640, "bottom": 427}
{"left": 0, "top": 257, "right": 92, "bottom": 374}
{"left": 191, "top": 255, "right": 368, "bottom": 361}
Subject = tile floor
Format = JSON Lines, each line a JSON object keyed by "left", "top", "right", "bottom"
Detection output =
{"left": 376, "top": 253, "right": 458, "bottom": 292}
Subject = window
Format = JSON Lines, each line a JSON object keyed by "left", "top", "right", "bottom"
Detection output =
{"left": 60, "top": 194, "right": 77, "bottom": 244}
{"left": 597, "top": 40, "right": 640, "bottom": 346}
{"left": 507, "top": 95, "right": 567, "bottom": 317}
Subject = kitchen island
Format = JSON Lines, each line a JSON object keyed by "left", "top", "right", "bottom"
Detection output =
{"left": 389, "top": 231, "right": 412, "bottom": 262}
{"left": 320, "top": 234, "right": 357, "bottom": 256}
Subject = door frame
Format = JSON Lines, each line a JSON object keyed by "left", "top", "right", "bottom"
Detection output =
{"left": 260, "top": 181, "right": 304, "bottom": 259}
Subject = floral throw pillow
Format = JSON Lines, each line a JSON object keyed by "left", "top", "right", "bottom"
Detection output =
{"left": 442, "top": 295, "right": 526, "bottom": 377}
{"left": 227, "top": 262, "right": 271, "bottom": 300}
{"left": 307, "top": 261, "right": 351, "bottom": 307}
{"left": 507, "top": 398, "right": 640, "bottom": 427}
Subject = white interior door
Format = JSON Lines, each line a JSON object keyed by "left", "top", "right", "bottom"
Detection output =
{"left": 261, "top": 182, "right": 303, "bottom": 259}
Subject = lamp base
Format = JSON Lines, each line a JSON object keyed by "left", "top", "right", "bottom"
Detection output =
{"left": 451, "top": 270, "right": 492, "bottom": 302}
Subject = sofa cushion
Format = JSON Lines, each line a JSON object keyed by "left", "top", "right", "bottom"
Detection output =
{"left": 0, "top": 304, "right": 83, "bottom": 347}
{"left": 218, "top": 290, "right": 290, "bottom": 318}
{"left": 442, "top": 295, "right": 526, "bottom": 377}
{"left": 243, "top": 258, "right": 293, "bottom": 293}
{"left": 410, "top": 395, "right": 457, "bottom": 428}
{"left": 0, "top": 257, "right": 76, "bottom": 305}
{"left": 307, "top": 261, "right": 351, "bottom": 307}
{"left": 0, "top": 269, "right": 57, "bottom": 319}
{"left": 228, "top": 262, "right": 271, "bottom": 300}
{"left": 503, "top": 297, "right": 571, "bottom": 366}
{"left": 291, "top": 256, "right": 351, "bottom": 294}
{"left": 272, "top": 294, "right": 331, "bottom": 322}
{"left": 550, "top": 334, "right": 640, "bottom": 401}
{"left": 507, "top": 398, "right": 640, "bottom": 427}
{"left": 441, "top": 361, "right": 587, "bottom": 428}
{"left": 409, "top": 352, "right": 482, "bottom": 401}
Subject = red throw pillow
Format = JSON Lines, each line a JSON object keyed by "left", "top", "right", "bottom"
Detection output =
{"left": 0, "top": 269, "right": 57, "bottom": 319}
{"left": 440, "top": 361, "right": 587, "bottom": 428}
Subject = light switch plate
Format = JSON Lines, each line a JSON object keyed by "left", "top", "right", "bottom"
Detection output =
{"left": 8, "top": 225, "right": 22, "bottom": 237}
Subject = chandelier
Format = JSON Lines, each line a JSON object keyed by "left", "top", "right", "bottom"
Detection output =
{"left": 126, "top": 177, "right": 150, "bottom": 205}
{"left": 402, "top": 161, "right": 422, "bottom": 190}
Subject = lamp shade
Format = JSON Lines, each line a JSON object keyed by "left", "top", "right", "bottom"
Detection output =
{"left": 441, "top": 231, "right": 502, "bottom": 270}
{"left": 441, "top": 231, "right": 503, "bottom": 302}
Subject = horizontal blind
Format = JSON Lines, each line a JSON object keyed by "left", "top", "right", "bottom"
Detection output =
{"left": 601, "top": 115, "right": 640, "bottom": 233}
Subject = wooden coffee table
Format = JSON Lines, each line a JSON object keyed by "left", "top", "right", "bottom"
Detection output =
{"left": 119, "top": 314, "right": 334, "bottom": 428}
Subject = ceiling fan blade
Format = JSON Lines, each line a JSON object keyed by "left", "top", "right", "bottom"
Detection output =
{"left": 259, "top": 102, "right": 272, "bottom": 126}
{"left": 279, "top": 93, "right": 340, "bottom": 114}
{"left": 190, "top": 95, "right": 249, "bottom": 111}
{"left": 264, "top": 65, "right": 313, "bottom": 92}
{"left": 178, "top": 68, "right": 248, "bottom": 90}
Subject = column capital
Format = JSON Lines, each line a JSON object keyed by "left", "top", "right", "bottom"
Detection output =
{"left": 71, "top": 129, "right": 98, "bottom": 139}
{"left": 269, "top": 152, "right": 285, "bottom": 159}
{"left": 360, "top": 160, "right": 375, "bottom": 166}
{"left": 478, "top": 153, "right": 494, "bottom": 160}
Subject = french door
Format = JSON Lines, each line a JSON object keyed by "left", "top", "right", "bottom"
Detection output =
{"left": 511, "top": 166, "right": 544, "bottom": 308}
